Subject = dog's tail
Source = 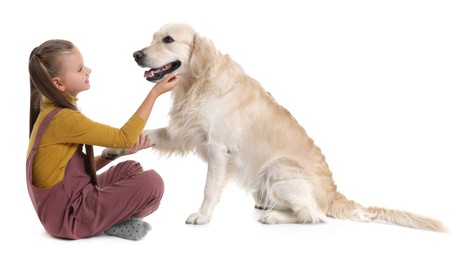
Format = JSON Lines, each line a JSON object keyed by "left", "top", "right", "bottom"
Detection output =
{"left": 326, "top": 192, "right": 447, "bottom": 232}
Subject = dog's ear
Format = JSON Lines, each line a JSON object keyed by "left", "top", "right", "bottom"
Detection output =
{"left": 189, "top": 34, "right": 217, "bottom": 78}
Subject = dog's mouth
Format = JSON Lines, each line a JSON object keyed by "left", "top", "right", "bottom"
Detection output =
{"left": 144, "top": 61, "right": 181, "bottom": 82}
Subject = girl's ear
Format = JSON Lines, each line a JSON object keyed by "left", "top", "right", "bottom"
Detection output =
{"left": 51, "top": 77, "right": 66, "bottom": 92}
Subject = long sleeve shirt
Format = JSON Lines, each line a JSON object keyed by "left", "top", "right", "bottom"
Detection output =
{"left": 27, "top": 97, "right": 145, "bottom": 189}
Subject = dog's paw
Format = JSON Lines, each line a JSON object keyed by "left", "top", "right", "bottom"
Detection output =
{"left": 185, "top": 213, "right": 210, "bottom": 225}
{"left": 101, "top": 148, "right": 125, "bottom": 160}
{"left": 259, "top": 211, "right": 281, "bottom": 224}
{"left": 259, "top": 210, "right": 295, "bottom": 224}
{"left": 254, "top": 204, "right": 270, "bottom": 210}
{"left": 143, "top": 129, "right": 158, "bottom": 146}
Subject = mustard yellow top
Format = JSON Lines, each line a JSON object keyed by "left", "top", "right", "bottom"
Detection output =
{"left": 27, "top": 97, "right": 145, "bottom": 189}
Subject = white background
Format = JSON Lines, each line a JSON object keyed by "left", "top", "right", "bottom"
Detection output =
{"left": 1, "top": 0, "right": 472, "bottom": 259}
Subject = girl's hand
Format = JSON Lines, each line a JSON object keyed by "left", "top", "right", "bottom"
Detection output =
{"left": 152, "top": 72, "right": 180, "bottom": 95}
{"left": 134, "top": 71, "right": 180, "bottom": 123}
{"left": 122, "top": 133, "right": 153, "bottom": 156}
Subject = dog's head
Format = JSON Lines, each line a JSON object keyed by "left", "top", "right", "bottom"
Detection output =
{"left": 133, "top": 23, "right": 194, "bottom": 83}
{"left": 133, "top": 23, "right": 218, "bottom": 84}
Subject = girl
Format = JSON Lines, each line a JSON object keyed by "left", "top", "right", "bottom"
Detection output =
{"left": 27, "top": 39, "right": 179, "bottom": 240}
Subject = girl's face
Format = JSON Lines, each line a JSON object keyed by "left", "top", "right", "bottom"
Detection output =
{"left": 53, "top": 48, "right": 92, "bottom": 96}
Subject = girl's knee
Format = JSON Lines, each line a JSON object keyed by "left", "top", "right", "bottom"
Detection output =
{"left": 116, "top": 160, "right": 143, "bottom": 173}
{"left": 141, "top": 170, "right": 164, "bottom": 198}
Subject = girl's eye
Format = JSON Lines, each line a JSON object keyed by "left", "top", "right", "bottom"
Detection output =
{"left": 163, "top": 36, "right": 174, "bottom": 43}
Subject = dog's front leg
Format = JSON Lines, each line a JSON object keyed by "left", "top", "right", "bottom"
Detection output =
{"left": 186, "top": 143, "right": 228, "bottom": 225}
{"left": 101, "top": 127, "right": 179, "bottom": 159}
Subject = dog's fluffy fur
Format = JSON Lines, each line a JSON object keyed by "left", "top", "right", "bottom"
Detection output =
{"left": 118, "top": 23, "right": 446, "bottom": 231}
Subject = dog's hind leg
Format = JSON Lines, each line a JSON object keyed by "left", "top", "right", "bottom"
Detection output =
{"left": 259, "top": 179, "right": 327, "bottom": 224}
{"left": 257, "top": 159, "right": 327, "bottom": 224}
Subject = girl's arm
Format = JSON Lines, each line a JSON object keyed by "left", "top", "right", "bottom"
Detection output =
{"left": 95, "top": 133, "right": 152, "bottom": 170}
{"left": 133, "top": 72, "right": 179, "bottom": 122}
{"left": 95, "top": 73, "right": 179, "bottom": 170}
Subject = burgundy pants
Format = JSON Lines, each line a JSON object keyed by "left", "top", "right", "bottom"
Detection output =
{"left": 26, "top": 107, "right": 164, "bottom": 239}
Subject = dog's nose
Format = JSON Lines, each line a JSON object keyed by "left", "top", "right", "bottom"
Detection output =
{"left": 133, "top": 50, "right": 144, "bottom": 61}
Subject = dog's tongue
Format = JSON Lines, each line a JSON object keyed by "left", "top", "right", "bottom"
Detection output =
{"left": 143, "top": 64, "right": 172, "bottom": 78}
{"left": 144, "top": 70, "right": 155, "bottom": 78}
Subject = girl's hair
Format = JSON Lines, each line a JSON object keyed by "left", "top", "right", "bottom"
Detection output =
{"left": 28, "top": 39, "right": 97, "bottom": 185}
{"left": 28, "top": 39, "right": 77, "bottom": 136}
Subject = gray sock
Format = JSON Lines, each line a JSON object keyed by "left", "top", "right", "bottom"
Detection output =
{"left": 104, "top": 218, "right": 152, "bottom": 241}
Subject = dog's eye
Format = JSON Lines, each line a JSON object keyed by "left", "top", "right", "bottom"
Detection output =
{"left": 163, "top": 36, "right": 174, "bottom": 44}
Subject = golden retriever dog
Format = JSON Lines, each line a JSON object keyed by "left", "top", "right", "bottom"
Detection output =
{"left": 107, "top": 22, "right": 446, "bottom": 232}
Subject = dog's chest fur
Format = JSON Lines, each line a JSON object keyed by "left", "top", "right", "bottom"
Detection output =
{"left": 167, "top": 57, "right": 246, "bottom": 147}
{"left": 166, "top": 81, "right": 231, "bottom": 155}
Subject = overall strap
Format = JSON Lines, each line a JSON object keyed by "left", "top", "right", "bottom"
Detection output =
{"left": 30, "top": 107, "right": 98, "bottom": 186}
{"left": 31, "top": 107, "right": 63, "bottom": 151}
